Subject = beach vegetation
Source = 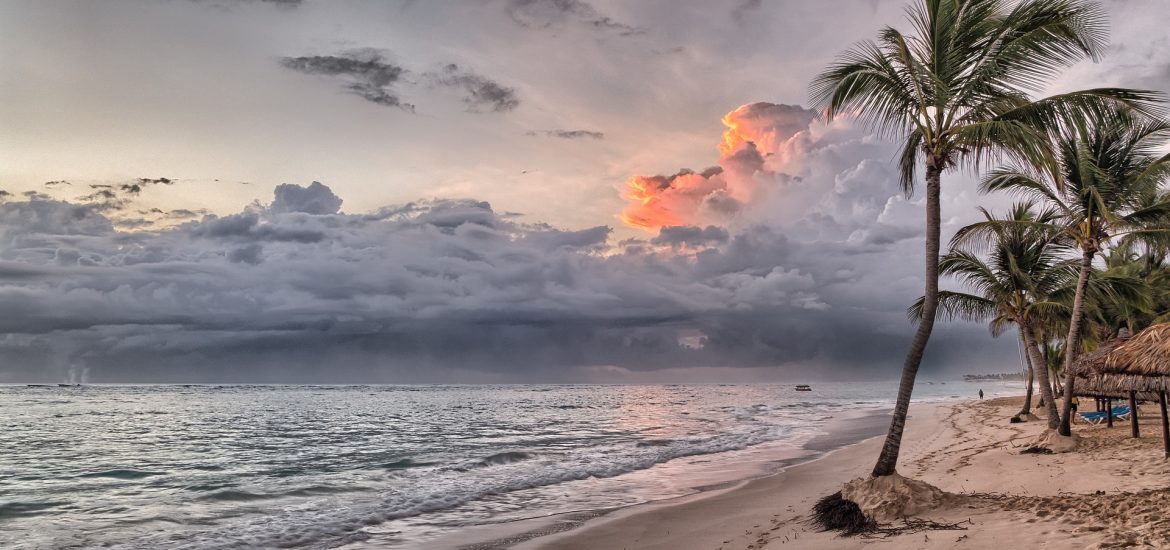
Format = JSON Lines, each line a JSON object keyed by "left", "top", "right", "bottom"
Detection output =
{"left": 810, "top": 0, "right": 1154, "bottom": 478}
{"left": 974, "top": 112, "right": 1170, "bottom": 435}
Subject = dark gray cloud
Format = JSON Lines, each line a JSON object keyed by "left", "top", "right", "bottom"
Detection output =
{"left": 0, "top": 179, "right": 1017, "bottom": 383}
{"left": 280, "top": 50, "right": 414, "bottom": 111}
{"left": 538, "top": 129, "right": 605, "bottom": 140}
{"left": 521, "top": 225, "right": 610, "bottom": 250}
{"left": 280, "top": 53, "right": 519, "bottom": 113}
{"left": 137, "top": 177, "right": 175, "bottom": 185}
{"left": 227, "top": 243, "right": 264, "bottom": 264}
{"left": 271, "top": 181, "right": 343, "bottom": 215}
{"left": 428, "top": 64, "right": 520, "bottom": 113}
{"left": 506, "top": 0, "right": 641, "bottom": 36}
{"left": 651, "top": 225, "right": 728, "bottom": 248}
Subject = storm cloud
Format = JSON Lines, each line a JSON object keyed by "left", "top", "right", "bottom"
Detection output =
{"left": 0, "top": 178, "right": 1017, "bottom": 383}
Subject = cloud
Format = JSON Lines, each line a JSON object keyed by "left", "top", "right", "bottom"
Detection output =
{"left": 227, "top": 243, "right": 264, "bottom": 264}
{"left": 731, "top": 0, "right": 762, "bottom": 26}
{"left": 650, "top": 225, "right": 729, "bottom": 248}
{"left": 270, "top": 180, "right": 343, "bottom": 215}
{"left": 506, "top": 0, "right": 641, "bottom": 36}
{"left": 191, "top": 0, "right": 303, "bottom": 9}
{"left": 618, "top": 102, "right": 819, "bottom": 231}
{"left": 530, "top": 129, "right": 605, "bottom": 140}
{"left": 0, "top": 177, "right": 1017, "bottom": 384}
{"left": 428, "top": 64, "right": 520, "bottom": 113}
{"left": 280, "top": 50, "right": 413, "bottom": 111}
{"left": 137, "top": 177, "right": 175, "bottom": 185}
{"left": 281, "top": 53, "right": 519, "bottom": 113}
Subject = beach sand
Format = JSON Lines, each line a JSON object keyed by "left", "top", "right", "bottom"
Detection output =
{"left": 520, "top": 397, "right": 1170, "bottom": 549}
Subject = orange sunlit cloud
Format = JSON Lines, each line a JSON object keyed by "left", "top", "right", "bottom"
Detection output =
{"left": 619, "top": 102, "right": 817, "bottom": 232}
{"left": 618, "top": 170, "right": 724, "bottom": 230}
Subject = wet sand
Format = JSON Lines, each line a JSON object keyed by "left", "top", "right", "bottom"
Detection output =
{"left": 526, "top": 397, "right": 1170, "bottom": 549}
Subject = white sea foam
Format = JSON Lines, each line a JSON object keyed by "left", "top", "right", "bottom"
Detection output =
{"left": 1, "top": 381, "right": 1018, "bottom": 549}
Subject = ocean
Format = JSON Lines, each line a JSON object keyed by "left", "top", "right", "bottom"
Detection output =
{"left": 1, "top": 381, "right": 1016, "bottom": 549}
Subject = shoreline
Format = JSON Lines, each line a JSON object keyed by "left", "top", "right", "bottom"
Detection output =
{"left": 420, "top": 407, "right": 897, "bottom": 550}
{"left": 512, "top": 406, "right": 918, "bottom": 550}
{"left": 514, "top": 396, "right": 1170, "bottom": 549}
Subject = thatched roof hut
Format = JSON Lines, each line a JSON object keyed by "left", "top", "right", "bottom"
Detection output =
{"left": 1067, "top": 336, "right": 1165, "bottom": 398}
{"left": 1072, "top": 373, "right": 1167, "bottom": 400}
{"left": 1067, "top": 323, "right": 1170, "bottom": 452}
{"left": 1068, "top": 336, "right": 1128, "bottom": 379}
{"left": 1102, "top": 323, "right": 1170, "bottom": 376}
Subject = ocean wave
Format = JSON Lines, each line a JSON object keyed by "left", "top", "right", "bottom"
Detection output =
{"left": 0, "top": 501, "right": 70, "bottom": 520}
{"left": 1, "top": 382, "right": 980, "bottom": 550}
{"left": 76, "top": 469, "right": 166, "bottom": 480}
{"left": 461, "top": 451, "right": 534, "bottom": 469}
{"left": 124, "top": 427, "right": 790, "bottom": 549}
{"left": 378, "top": 458, "right": 439, "bottom": 470}
{"left": 195, "top": 485, "right": 370, "bottom": 502}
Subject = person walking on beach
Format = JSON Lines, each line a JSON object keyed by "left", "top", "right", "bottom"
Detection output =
{"left": 978, "top": 389, "right": 984, "bottom": 400}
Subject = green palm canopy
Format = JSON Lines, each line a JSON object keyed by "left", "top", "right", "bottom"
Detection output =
{"left": 810, "top": 0, "right": 1162, "bottom": 477}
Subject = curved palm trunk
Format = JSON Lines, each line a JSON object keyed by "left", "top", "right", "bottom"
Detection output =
{"left": 871, "top": 163, "right": 942, "bottom": 478}
{"left": 1022, "top": 322, "right": 1059, "bottom": 428}
{"left": 1016, "top": 331, "right": 1034, "bottom": 417}
{"left": 1022, "top": 363, "right": 1034, "bottom": 413}
{"left": 1058, "top": 248, "right": 1094, "bottom": 436}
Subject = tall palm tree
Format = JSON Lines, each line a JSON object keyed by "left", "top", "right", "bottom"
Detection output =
{"left": 912, "top": 203, "right": 1074, "bottom": 426}
{"left": 981, "top": 115, "right": 1170, "bottom": 435}
{"left": 810, "top": 0, "right": 1157, "bottom": 476}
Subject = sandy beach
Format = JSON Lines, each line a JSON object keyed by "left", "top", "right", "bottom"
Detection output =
{"left": 520, "top": 397, "right": 1170, "bottom": 549}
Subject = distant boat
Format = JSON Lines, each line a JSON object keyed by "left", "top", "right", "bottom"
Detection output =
{"left": 57, "top": 383, "right": 80, "bottom": 387}
{"left": 795, "top": 384, "right": 812, "bottom": 392}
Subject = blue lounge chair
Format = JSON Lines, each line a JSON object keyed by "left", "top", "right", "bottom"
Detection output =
{"left": 1078, "top": 410, "right": 1106, "bottom": 424}
{"left": 1078, "top": 405, "right": 1131, "bottom": 425}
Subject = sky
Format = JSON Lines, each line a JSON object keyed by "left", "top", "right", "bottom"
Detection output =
{"left": 0, "top": 0, "right": 1168, "bottom": 383}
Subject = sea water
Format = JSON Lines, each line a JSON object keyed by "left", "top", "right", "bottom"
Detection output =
{"left": 0, "top": 381, "right": 1015, "bottom": 549}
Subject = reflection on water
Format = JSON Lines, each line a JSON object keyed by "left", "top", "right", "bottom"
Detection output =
{"left": 0, "top": 381, "right": 1014, "bottom": 549}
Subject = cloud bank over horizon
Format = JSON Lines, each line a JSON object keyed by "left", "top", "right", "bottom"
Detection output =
{"left": 0, "top": 166, "right": 1016, "bottom": 383}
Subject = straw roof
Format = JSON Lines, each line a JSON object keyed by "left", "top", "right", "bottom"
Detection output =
{"left": 1072, "top": 373, "right": 1168, "bottom": 400}
{"left": 1068, "top": 337, "right": 1129, "bottom": 378}
{"left": 1066, "top": 333, "right": 1170, "bottom": 398}
{"left": 1102, "top": 323, "right": 1170, "bottom": 376}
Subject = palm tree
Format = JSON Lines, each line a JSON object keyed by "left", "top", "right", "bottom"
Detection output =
{"left": 912, "top": 203, "right": 1074, "bottom": 426}
{"left": 810, "top": 0, "right": 1157, "bottom": 476}
{"left": 981, "top": 115, "right": 1170, "bottom": 435}
{"left": 1085, "top": 247, "right": 1156, "bottom": 339}
{"left": 1103, "top": 221, "right": 1170, "bottom": 330}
